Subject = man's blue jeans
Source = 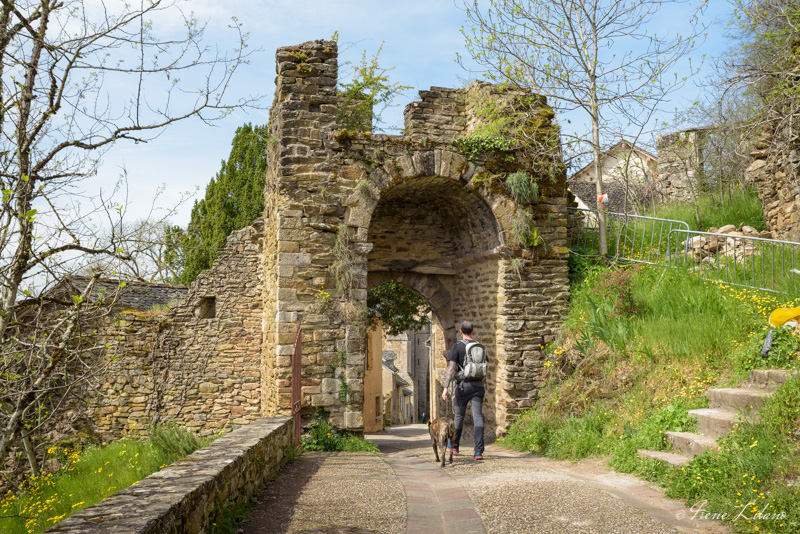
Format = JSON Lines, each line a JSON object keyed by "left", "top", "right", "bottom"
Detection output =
{"left": 453, "top": 380, "right": 485, "bottom": 455}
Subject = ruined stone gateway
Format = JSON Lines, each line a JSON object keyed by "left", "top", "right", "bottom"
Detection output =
{"left": 95, "top": 40, "right": 570, "bottom": 440}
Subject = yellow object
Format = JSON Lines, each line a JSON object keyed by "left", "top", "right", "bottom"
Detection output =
{"left": 768, "top": 306, "right": 800, "bottom": 328}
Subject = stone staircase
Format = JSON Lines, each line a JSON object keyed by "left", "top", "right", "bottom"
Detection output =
{"left": 637, "top": 369, "right": 798, "bottom": 466}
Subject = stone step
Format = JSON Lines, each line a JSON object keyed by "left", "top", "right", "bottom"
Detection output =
{"left": 688, "top": 408, "right": 743, "bottom": 439}
{"left": 706, "top": 387, "right": 773, "bottom": 413}
{"left": 665, "top": 431, "right": 719, "bottom": 457}
{"left": 748, "top": 369, "right": 799, "bottom": 389}
{"left": 637, "top": 449, "right": 691, "bottom": 466}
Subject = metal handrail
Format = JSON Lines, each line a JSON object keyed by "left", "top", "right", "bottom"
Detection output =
{"left": 568, "top": 207, "right": 800, "bottom": 294}
{"left": 568, "top": 207, "right": 690, "bottom": 266}
{"left": 666, "top": 229, "right": 800, "bottom": 293}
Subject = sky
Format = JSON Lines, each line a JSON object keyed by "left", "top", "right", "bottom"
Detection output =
{"left": 93, "top": 0, "right": 733, "bottom": 229}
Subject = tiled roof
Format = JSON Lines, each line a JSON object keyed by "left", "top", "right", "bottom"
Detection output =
{"left": 568, "top": 180, "right": 656, "bottom": 214}
{"left": 63, "top": 276, "right": 189, "bottom": 311}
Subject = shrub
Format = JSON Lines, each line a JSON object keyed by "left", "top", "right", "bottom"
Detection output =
{"left": 511, "top": 209, "right": 542, "bottom": 248}
{"left": 149, "top": 423, "right": 206, "bottom": 459}
{"left": 301, "top": 417, "right": 379, "bottom": 453}
{"left": 500, "top": 412, "right": 556, "bottom": 454}
{"left": 505, "top": 171, "right": 539, "bottom": 204}
{"left": 547, "top": 409, "right": 611, "bottom": 460}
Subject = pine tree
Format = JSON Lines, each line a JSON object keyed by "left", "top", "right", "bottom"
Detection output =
{"left": 177, "top": 123, "right": 268, "bottom": 284}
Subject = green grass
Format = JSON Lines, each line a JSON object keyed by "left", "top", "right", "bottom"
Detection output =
{"left": 651, "top": 188, "right": 766, "bottom": 232}
{"left": 0, "top": 424, "right": 208, "bottom": 534}
{"left": 500, "top": 259, "right": 800, "bottom": 532}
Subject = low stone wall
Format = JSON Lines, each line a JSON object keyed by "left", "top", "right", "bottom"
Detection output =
{"left": 48, "top": 417, "right": 292, "bottom": 534}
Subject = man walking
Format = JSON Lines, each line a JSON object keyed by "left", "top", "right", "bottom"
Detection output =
{"left": 441, "top": 320, "right": 485, "bottom": 460}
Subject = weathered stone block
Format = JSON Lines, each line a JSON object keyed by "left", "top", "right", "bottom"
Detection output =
{"left": 277, "top": 253, "right": 312, "bottom": 266}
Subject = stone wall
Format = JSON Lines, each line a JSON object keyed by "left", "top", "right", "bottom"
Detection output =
{"left": 48, "top": 417, "right": 292, "bottom": 534}
{"left": 748, "top": 133, "right": 800, "bottom": 241}
{"left": 403, "top": 87, "right": 467, "bottom": 143}
{"left": 93, "top": 221, "right": 265, "bottom": 438}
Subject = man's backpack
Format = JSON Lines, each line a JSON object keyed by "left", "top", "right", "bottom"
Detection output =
{"left": 455, "top": 340, "right": 488, "bottom": 381}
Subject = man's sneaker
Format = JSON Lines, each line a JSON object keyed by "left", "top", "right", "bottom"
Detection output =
{"left": 473, "top": 453, "right": 483, "bottom": 460}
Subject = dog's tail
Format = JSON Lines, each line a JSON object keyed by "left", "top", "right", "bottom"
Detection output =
{"left": 427, "top": 419, "right": 432, "bottom": 428}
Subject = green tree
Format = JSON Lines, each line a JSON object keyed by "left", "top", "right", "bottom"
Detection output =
{"left": 367, "top": 281, "right": 431, "bottom": 336}
{"left": 177, "top": 123, "right": 268, "bottom": 284}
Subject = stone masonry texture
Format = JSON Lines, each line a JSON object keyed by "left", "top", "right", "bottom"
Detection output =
{"left": 748, "top": 128, "right": 800, "bottom": 241}
{"left": 655, "top": 128, "right": 709, "bottom": 203}
{"left": 82, "top": 39, "right": 570, "bottom": 443}
{"left": 93, "top": 220, "right": 265, "bottom": 438}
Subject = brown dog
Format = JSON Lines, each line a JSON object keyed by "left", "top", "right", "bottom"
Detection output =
{"left": 427, "top": 416, "right": 456, "bottom": 467}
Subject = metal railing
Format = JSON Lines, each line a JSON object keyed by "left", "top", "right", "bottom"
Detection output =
{"left": 667, "top": 229, "right": 800, "bottom": 293}
{"left": 291, "top": 324, "right": 302, "bottom": 449}
{"left": 568, "top": 207, "right": 690, "bottom": 266}
{"left": 568, "top": 206, "right": 800, "bottom": 294}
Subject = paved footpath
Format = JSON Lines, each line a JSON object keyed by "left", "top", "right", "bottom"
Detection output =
{"left": 241, "top": 425, "right": 730, "bottom": 534}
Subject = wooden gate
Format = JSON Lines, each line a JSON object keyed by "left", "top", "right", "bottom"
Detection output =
{"left": 291, "top": 324, "right": 302, "bottom": 448}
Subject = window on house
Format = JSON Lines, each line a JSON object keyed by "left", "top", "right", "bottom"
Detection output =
{"left": 194, "top": 297, "right": 216, "bottom": 319}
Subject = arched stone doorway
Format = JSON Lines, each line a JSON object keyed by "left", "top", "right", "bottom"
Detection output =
{"left": 261, "top": 39, "right": 570, "bottom": 436}
{"left": 365, "top": 174, "right": 506, "bottom": 434}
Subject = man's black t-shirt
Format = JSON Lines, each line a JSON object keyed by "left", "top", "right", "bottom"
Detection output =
{"left": 447, "top": 340, "right": 467, "bottom": 369}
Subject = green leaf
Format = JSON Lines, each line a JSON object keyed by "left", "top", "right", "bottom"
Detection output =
{"left": 178, "top": 123, "right": 268, "bottom": 285}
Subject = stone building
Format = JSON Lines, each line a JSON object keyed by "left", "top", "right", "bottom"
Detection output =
{"left": 88, "top": 40, "right": 570, "bottom": 441}
{"left": 379, "top": 322, "right": 432, "bottom": 424}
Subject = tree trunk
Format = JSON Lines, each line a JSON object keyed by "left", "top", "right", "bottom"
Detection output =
{"left": 591, "top": 84, "right": 606, "bottom": 256}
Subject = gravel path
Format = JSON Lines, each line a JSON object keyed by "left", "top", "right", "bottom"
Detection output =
{"left": 241, "top": 425, "right": 730, "bottom": 534}
{"left": 242, "top": 451, "right": 405, "bottom": 534}
{"left": 386, "top": 425, "right": 729, "bottom": 534}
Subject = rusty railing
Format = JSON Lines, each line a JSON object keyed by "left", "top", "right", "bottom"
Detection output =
{"left": 291, "top": 324, "right": 302, "bottom": 448}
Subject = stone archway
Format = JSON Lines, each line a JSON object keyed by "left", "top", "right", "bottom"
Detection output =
{"left": 262, "top": 39, "right": 570, "bottom": 435}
